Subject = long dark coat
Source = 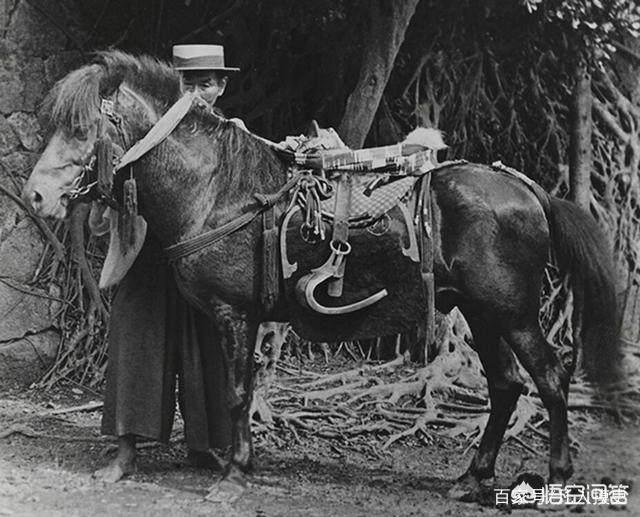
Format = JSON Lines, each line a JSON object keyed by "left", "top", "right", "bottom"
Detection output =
{"left": 101, "top": 233, "right": 231, "bottom": 450}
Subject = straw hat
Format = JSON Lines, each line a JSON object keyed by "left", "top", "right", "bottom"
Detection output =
{"left": 172, "top": 44, "right": 239, "bottom": 72}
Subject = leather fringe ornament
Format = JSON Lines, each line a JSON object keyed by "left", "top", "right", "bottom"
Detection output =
{"left": 119, "top": 173, "right": 138, "bottom": 252}
{"left": 261, "top": 206, "right": 279, "bottom": 314}
{"left": 95, "top": 131, "right": 114, "bottom": 198}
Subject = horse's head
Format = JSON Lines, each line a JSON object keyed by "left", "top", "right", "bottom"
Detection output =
{"left": 21, "top": 63, "right": 105, "bottom": 218}
{"left": 22, "top": 52, "right": 181, "bottom": 218}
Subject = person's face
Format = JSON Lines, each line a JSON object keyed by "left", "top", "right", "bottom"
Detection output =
{"left": 182, "top": 71, "right": 228, "bottom": 106}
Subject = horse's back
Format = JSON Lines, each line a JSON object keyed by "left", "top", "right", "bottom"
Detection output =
{"left": 431, "top": 163, "right": 550, "bottom": 318}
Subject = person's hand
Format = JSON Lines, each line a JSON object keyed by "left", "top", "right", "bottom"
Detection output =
{"left": 229, "top": 117, "right": 248, "bottom": 131}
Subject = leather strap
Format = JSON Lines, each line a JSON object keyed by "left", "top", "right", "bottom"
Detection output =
{"left": 261, "top": 205, "right": 279, "bottom": 314}
{"left": 418, "top": 174, "right": 436, "bottom": 353}
{"left": 165, "top": 172, "right": 302, "bottom": 262}
{"left": 116, "top": 92, "right": 195, "bottom": 172}
{"left": 327, "top": 172, "right": 352, "bottom": 297}
{"left": 165, "top": 207, "right": 263, "bottom": 262}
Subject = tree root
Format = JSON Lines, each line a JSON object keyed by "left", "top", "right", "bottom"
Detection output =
{"left": 0, "top": 424, "right": 103, "bottom": 442}
{"left": 256, "top": 310, "right": 640, "bottom": 454}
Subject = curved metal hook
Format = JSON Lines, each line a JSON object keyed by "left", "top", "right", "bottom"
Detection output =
{"left": 280, "top": 205, "right": 300, "bottom": 279}
{"left": 296, "top": 270, "right": 388, "bottom": 315}
{"left": 295, "top": 242, "right": 388, "bottom": 315}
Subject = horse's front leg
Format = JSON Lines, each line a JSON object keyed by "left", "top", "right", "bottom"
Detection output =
{"left": 205, "top": 302, "right": 259, "bottom": 503}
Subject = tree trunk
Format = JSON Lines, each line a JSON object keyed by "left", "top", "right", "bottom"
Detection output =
{"left": 569, "top": 58, "right": 592, "bottom": 210}
{"left": 338, "top": 0, "right": 420, "bottom": 149}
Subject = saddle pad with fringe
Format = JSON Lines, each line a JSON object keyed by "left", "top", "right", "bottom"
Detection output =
{"left": 320, "top": 176, "right": 416, "bottom": 221}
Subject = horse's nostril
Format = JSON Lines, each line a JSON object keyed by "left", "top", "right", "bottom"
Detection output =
{"left": 29, "top": 190, "right": 43, "bottom": 211}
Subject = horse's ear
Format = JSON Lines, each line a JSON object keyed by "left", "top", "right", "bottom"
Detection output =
{"left": 306, "top": 120, "right": 321, "bottom": 138}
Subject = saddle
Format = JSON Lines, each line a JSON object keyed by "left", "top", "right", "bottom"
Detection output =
{"left": 272, "top": 127, "right": 444, "bottom": 342}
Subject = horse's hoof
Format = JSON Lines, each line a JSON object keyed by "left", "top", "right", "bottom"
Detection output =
{"left": 205, "top": 477, "right": 247, "bottom": 504}
{"left": 448, "top": 473, "right": 494, "bottom": 504}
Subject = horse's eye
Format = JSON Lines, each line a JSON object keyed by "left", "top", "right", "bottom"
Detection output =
{"left": 72, "top": 128, "right": 88, "bottom": 141}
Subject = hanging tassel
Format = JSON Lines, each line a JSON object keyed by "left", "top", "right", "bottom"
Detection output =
{"left": 118, "top": 173, "right": 138, "bottom": 253}
{"left": 95, "top": 132, "right": 114, "bottom": 198}
{"left": 261, "top": 207, "right": 279, "bottom": 314}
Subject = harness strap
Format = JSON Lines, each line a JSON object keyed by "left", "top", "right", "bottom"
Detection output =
{"left": 491, "top": 160, "right": 551, "bottom": 214}
{"left": 326, "top": 173, "right": 352, "bottom": 297}
{"left": 165, "top": 172, "right": 302, "bottom": 262}
{"left": 261, "top": 206, "right": 279, "bottom": 314}
{"left": 115, "top": 92, "right": 195, "bottom": 172}
{"left": 418, "top": 174, "right": 436, "bottom": 356}
{"left": 165, "top": 208, "right": 262, "bottom": 262}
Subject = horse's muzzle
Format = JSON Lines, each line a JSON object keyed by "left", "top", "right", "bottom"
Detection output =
{"left": 23, "top": 187, "right": 44, "bottom": 214}
{"left": 21, "top": 183, "right": 68, "bottom": 219}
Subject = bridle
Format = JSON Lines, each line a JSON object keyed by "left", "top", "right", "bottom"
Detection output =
{"left": 68, "top": 154, "right": 97, "bottom": 199}
{"left": 67, "top": 97, "right": 129, "bottom": 206}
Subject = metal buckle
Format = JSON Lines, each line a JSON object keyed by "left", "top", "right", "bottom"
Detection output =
{"left": 100, "top": 99, "right": 115, "bottom": 117}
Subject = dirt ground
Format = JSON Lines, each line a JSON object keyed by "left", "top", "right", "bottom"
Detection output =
{"left": 0, "top": 383, "right": 638, "bottom": 517}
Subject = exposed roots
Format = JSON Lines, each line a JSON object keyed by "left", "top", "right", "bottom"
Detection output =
{"left": 31, "top": 204, "right": 110, "bottom": 390}
{"left": 253, "top": 309, "right": 640, "bottom": 455}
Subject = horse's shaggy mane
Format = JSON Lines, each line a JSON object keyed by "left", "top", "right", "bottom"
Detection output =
{"left": 45, "top": 50, "right": 182, "bottom": 134}
{"left": 187, "top": 107, "right": 286, "bottom": 199}
{"left": 44, "top": 49, "right": 286, "bottom": 197}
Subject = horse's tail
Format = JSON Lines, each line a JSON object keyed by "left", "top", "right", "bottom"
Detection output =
{"left": 545, "top": 195, "right": 621, "bottom": 385}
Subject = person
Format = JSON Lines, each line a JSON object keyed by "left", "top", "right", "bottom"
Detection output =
{"left": 93, "top": 44, "right": 240, "bottom": 482}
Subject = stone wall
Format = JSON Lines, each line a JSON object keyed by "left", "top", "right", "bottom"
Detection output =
{"left": 0, "top": 0, "right": 84, "bottom": 387}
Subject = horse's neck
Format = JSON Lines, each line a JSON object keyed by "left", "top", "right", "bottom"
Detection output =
{"left": 127, "top": 107, "right": 288, "bottom": 248}
{"left": 132, "top": 140, "right": 209, "bottom": 246}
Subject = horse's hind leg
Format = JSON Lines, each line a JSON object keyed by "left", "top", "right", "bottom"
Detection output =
{"left": 205, "top": 302, "right": 258, "bottom": 503}
{"left": 503, "top": 323, "right": 572, "bottom": 484}
{"left": 449, "top": 314, "right": 525, "bottom": 502}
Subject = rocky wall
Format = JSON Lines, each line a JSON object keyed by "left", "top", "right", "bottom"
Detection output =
{"left": 0, "top": 0, "right": 84, "bottom": 387}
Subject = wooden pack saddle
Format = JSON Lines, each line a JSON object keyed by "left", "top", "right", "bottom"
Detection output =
{"left": 276, "top": 129, "right": 441, "bottom": 343}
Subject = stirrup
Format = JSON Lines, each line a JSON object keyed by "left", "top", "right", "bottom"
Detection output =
{"left": 295, "top": 240, "right": 388, "bottom": 315}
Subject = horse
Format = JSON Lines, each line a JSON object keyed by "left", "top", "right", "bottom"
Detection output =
{"left": 22, "top": 51, "right": 620, "bottom": 503}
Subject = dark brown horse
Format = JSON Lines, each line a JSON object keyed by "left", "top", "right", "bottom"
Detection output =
{"left": 23, "top": 51, "right": 620, "bottom": 502}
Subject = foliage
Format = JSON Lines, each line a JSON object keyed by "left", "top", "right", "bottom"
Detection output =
{"left": 386, "top": 2, "right": 572, "bottom": 189}
{"left": 523, "top": 0, "right": 640, "bottom": 62}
